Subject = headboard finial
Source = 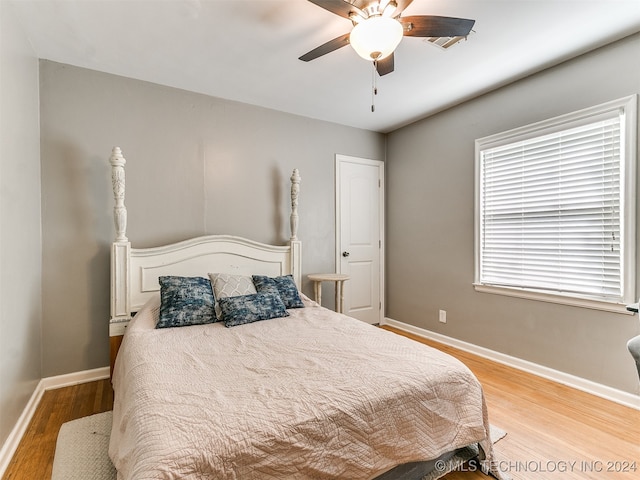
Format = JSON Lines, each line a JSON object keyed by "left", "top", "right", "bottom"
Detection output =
{"left": 110, "top": 147, "right": 128, "bottom": 242}
{"left": 290, "top": 169, "right": 301, "bottom": 241}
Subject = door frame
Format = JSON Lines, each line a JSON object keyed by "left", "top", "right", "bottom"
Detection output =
{"left": 335, "top": 154, "right": 385, "bottom": 323}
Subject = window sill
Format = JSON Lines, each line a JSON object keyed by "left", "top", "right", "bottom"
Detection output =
{"left": 473, "top": 284, "right": 634, "bottom": 315}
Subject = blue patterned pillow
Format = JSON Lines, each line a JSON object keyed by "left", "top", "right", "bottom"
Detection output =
{"left": 252, "top": 275, "right": 304, "bottom": 309}
{"left": 218, "top": 292, "right": 289, "bottom": 327}
{"left": 157, "top": 276, "right": 216, "bottom": 328}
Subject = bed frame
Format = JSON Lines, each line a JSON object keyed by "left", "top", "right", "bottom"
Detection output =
{"left": 108, "top": 147, "right": 302, "bottom": 371}
{"left": 107, "top": 148, "right": 503, "bottom": 480}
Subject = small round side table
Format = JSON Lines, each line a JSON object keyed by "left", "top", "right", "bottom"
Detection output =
{"left": 307, "top": 273, "right": 350, "bottom": 313}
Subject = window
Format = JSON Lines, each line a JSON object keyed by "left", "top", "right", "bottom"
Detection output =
{"left": 475, "top": 96, "right": 637, "bottom": 313}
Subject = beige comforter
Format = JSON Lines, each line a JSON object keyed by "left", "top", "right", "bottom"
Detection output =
{"left": 110, "top": 296, "right": 499, "bottom": 479}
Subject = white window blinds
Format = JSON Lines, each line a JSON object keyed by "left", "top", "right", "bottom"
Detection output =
{"left": 476, "top": 97, "right": 636, "bottom": 307}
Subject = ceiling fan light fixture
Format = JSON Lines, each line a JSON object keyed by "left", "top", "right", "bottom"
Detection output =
{"left": 349, "top": 16, "right": 403, "bottom": 61}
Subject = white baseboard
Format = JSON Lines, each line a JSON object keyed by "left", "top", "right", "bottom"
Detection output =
{"left": 0, "top": 366, "right": 110, "bottom": 478}
{"left": 382, "top": 317, "right": 640, "bottom": 411}
{"left": 0, "top": 382, "right": 45, "bottom": 479}
{"left": 39, "top": 366, "right": 110, "bottom": 391}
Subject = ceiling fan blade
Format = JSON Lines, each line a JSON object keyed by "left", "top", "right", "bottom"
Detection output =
{"left": 306, "top": 0, "right": 366, "bottom": 20}
{"left": 376, "top": 53, "right": 394, "bottom": 76}
{"left": 401, "top": 16, "right": 475, "bottom": 37}
{"left": 299, "top": 33, "right": 351, "bottom": 62}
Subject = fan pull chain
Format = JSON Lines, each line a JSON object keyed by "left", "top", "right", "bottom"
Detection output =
{"left": 371, "top": 61, "right": 378, "bottom": 112}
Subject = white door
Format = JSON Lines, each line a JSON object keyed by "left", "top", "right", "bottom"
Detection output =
{"left": 336, "top": 155, "right": 384, "bottom": 324}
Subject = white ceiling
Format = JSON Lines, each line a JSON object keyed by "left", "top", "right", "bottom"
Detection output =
{"left": 10, "top": 0, "right": 640, "bottom": 133}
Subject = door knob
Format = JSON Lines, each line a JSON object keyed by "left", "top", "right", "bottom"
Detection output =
{"left": 342, "top": 251, "right": 350, "bottom": 257}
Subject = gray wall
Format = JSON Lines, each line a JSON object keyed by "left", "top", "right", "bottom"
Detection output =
{"left": 0, "top": 2, "right": 42, "bottom": 448}
{"left": 386, "top": 33, "right": 640, "bottom": 395}
{"left": 39, "top": 61, "right": 386, "bottom": 377}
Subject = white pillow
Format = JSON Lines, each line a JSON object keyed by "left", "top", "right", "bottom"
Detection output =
{"left": 208, "top": 273, "right": 257, "bottom": 320}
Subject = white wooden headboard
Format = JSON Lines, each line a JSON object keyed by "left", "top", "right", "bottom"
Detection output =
{"left": 108, "top": 147, "right": 302, "bottom": 337}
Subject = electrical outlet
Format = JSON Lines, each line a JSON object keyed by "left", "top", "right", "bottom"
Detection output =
{"left": 439, "top": 310, "right": 447, "bottom": 324}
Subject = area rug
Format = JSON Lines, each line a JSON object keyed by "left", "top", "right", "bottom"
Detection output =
{"left": 51, "top": 411, "right": 115, "bottom": 480}
{"left": 51, "top": 411, "right": 506, "bottom": 480}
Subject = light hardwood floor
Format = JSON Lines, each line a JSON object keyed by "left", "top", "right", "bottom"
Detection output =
{"left": 3, "top": 328, "right": 639, "bottom": 480}
{"left": 383, "top": 327, "right": 640, "bottom": 480}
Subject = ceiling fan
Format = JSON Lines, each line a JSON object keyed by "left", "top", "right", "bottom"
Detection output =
{"left": 299, "top": 0, "right": 475, "bottom": 76}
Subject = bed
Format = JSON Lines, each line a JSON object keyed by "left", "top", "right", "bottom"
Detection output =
{"left": 107, "top": 147, "right": 505, "bottom": 480}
